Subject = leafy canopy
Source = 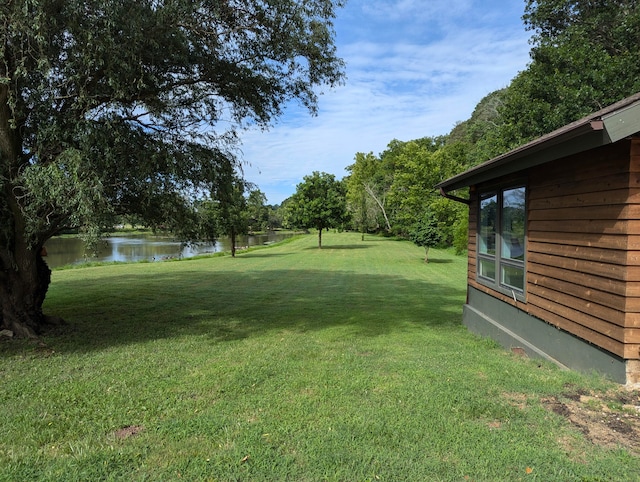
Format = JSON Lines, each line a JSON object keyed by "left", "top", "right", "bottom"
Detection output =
{"left": 0, "top": 0, "right": 345, "bottom": 336}
{"left": 286, "top": 171, "right": 347, "bottom": 248}
{"left": 0, "top": 0, "right": 346, "bottom": 247}
{"left": 409, "top": 211, "right": 441, "bottom": 263}
{"left": 498, "top": 0, "right": 640, "bottom": 147}
{"left": 343, "top": 138, "right": 470, "bottom": 243}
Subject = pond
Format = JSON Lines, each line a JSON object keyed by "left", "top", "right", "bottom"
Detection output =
{"left": 44, "top": 232, "right": 294, "bottom": 269}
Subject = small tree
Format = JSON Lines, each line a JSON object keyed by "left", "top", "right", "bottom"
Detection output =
{"left": 214, "top": 175, "right": 250, "bottom": 258}
{"left": 287, "top": 172, "right": 347, "bottom": 248}
{"left": 410, "top": 212, "right": 442, "bottom": 263}
{"left": 246, "top": 189, "right": 269, "bottom": 232}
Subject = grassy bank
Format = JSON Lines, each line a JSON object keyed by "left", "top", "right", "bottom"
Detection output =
{"left": 1, "top": 232, "right": 638, "bottom": 481}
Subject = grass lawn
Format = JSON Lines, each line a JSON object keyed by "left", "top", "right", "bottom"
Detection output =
{"left": 1, "top": 232, "right": 639, "bottom": 481}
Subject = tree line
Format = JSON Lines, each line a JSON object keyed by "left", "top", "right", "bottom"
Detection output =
{"left": 285, "top": 0, "right": 640, "bottom": 256}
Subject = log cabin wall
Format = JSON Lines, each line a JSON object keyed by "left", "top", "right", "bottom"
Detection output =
{"left": 467, "top": 187, "right": 477, "bottom": 292}
{"left": 467, "top": 139, "right": 640, "bottom": 363}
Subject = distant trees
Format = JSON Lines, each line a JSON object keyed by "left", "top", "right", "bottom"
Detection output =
{"left": 447, "top": 89, "right": 508, "bottom": 165}
{"left": 384, "top": 137, "right": 466, "bottom": 237}
{"left": 345, "top": 152, "right": 392, "bottom": 234}
{"left": 191, "top": 0, "right": 640, "bottom": 262}
{"left": 215, "top": 177, "right": 250, "bottom": 258}
{"left": 246, "top": 189, "right": 269, "bottom": 232}
{"left": 341, "top": 0, "right": 640, "bottom": 257}
{"left": 286, "top": 172, "right": 347, "bottom": 248}
{"left": 343, "top": 138, "right": 471, "bottom": 249}
{"left": 197, "top": 170, "right": 249, "bottom": 258}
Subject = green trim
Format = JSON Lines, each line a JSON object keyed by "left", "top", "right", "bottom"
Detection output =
{"left": 438, "top": 129, "right": 605, "bottom": 192}
{"left": 464, "top": 287, "right": 628, "bottom": 383}
{"left": 603, "top": 101, "right": 640, "bottom": 143}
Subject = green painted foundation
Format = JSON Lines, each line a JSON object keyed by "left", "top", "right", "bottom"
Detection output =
{"left": 464, "top": 286, "right": 627, "bottom": 383}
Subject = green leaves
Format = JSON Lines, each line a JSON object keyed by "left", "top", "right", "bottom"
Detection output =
{"left": 0, "top": 0, "right": 346, "bottom": 332}
{"left": 1, "top": 0, "right": 346, "bottom": 243}
{"left": 500, "top": 0, "right": 640, "bottom": 146}
{"left": 344, "top": 138, "right": 471, "bottom": 243}
{"left": 410, "top": 211, "right": 441, "bottom": 254}
{"left": 19, "top": 148, "right": 111, "bottom": 245}
{"left": 286, "top": 171, "right": 347, "bottom": 247}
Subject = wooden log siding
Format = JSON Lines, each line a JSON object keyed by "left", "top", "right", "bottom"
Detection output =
{"left": 467, "top": 205, "right": 477, "bottom": 288}
{"left": 468, "top": 139, "right": 640, "bottom": 360}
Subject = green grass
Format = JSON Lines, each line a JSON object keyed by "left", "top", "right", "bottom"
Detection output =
{"left": 1, "top": 232, "right": 637, "bottom": 481}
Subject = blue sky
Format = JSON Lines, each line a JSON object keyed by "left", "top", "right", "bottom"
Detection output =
{"left": 239, "top": 0, "right": 533, "bottom": 205}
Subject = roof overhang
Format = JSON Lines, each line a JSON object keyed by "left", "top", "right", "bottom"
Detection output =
{"left": 436, "top": 92, "right": 640, "bottom": 194}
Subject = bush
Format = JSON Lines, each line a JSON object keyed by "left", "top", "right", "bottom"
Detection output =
{"left": 453, "top": 215, "right": 468, "bottom": 255}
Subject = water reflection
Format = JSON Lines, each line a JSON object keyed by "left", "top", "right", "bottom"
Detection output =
{"left": 44, "top": 232, "right": 291, "bottom": 269}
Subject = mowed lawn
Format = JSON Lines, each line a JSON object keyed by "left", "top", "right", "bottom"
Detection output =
{"left": 1, "top": 232, "right": 639, "bottom": 481}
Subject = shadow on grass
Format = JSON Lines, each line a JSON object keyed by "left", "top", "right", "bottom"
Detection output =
{"left": 303, "top": 245, "right": 372, "bottom": 251}
{"left": 423, "top": 259, "right": 454, "bottom": 264}
{"left": 22, "top": 264, "right": 466, "bottom": 355}
{"left": 233, "top": 252, "right": 292, "bottom": 258}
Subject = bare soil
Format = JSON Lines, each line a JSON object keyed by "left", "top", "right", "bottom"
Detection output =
{"left": 112, "top": 425, "right": 145, "bottom": 440}
{"left": 541, "top": 384, "right": 640, "bottom": 455}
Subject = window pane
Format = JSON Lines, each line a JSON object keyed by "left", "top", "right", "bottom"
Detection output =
{"left": 479, "top": 193, "right": 497, "bottom": 255}
{"left": 501, "top": 187, "right": 525, "bottom": 261}
{"left": 478, "top": 258, "right": 496, "bottom": 281}
{"left": 501, "top": 264, "right": 524, "bottom": 291}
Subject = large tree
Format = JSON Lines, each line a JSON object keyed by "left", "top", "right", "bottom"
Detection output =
{"left": 0, "top": 0, "right": 345, "bottom": 337}
{"left": 286, "top": 171, "right": 346, "bottom": 248}
{"left": 498, "top": 0, "right": 640, "bottom": 147}
{"left": 377, "top": 137, "right": 468, "bottom": 238}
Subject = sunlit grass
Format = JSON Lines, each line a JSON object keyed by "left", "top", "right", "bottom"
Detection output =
{"left": 1, "top": 232, "right": 637, "bottom": 481}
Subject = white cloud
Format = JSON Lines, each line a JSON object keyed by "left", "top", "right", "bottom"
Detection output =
{"left": 361, "top": 0, "right": 474, "bottom": 23}
{"left": 238, "top": 1, "right": 532, "bottom": 204}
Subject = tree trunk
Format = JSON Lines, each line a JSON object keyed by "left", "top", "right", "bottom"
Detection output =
{"left": 231, "top": 228, "right": 237, "bottom": 257}
{"left": 0, "top": 248, "right": 52, "bottom": 338}
{"left": 424, "top": 246, "right": 430, "bottom": 263}
{"left": 363, "top": 182, "right": 392, "bottom": 232}
{"left": 318, "top": 228, "right": 322, "bottom": 248}
{"left": 1, "top": 82, "right": 54, "bottom": 337}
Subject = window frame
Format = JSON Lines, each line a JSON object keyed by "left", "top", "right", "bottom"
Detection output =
{"left": 476, "top": 183, "right": 527, "bottom": 301}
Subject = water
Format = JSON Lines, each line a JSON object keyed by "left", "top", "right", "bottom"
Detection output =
{"left": 44, "top": 232, "right": 292, "bottom": 269}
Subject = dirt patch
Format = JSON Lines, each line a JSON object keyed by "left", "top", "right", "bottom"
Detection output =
{"left": 542, "top": 385, "right": 640, "bottom": 455}
{"left": 112, "top": 425, "right": 144, "bottom": 440}
{"left": 502, "top": 391, "right": 529, "bottom": 410}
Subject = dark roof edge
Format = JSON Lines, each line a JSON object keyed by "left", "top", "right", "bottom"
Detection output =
{"left": 436, "top": 92, "right": 640, "bottom": 192}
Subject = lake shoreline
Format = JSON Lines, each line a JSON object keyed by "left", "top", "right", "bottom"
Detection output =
{"left": 44, "top": 231, "right": 299, "bottom": 269}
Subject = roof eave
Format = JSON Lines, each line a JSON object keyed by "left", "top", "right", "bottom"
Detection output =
{"left": 436, "top": 93, "right": 640, "bottom": 193}
{"left": 437, "top": 121, "right": 604, "bottom": 192}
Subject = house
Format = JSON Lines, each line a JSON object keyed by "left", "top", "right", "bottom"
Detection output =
{"left": 436, "top": 92, "right": 640, "bottom": 385}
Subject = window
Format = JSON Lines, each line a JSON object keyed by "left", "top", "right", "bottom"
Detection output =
{"left": 477, "top": 186, "right": 526, "bottom": 297}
